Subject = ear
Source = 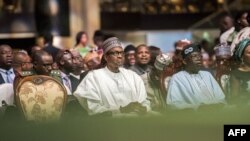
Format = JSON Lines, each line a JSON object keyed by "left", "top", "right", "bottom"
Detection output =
{"left": 59, "top": 59, "right": 65, "bottom": 65}
{"left": 104, "top": 55, "right": 108, "bottom": 62}
{"left": 183, "top": 58, "right": 187, "bottom": 65}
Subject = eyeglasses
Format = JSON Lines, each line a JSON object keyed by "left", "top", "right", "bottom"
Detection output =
{"left": 107, "top": 51, "right": 125, "bottom": 56}
{"left": 21, "top": 62, "right": 33, "bottom": 66}
{"left": 13, "top": 62, "right": 32, "bottom": 67}
{"left": 42, "top": 63, "right": 53, "bottom": 69}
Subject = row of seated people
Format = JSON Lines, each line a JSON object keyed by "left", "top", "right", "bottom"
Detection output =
{"left": 0, "top": 36, "right": 249, "bottom": 121}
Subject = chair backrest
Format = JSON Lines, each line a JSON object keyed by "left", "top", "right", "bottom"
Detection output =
{"left": 15, "top": 75, "right": 67, "bottom": 121}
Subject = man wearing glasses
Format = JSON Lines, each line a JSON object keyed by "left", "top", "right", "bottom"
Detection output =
{"left": 16, "top": 50, "right": 61, "bottom": 83}
{"left": 12, "top": 51, "right": 33, "bottom": 75}
{"left": 74, "top": 37, "right": 150, "bottom": 116}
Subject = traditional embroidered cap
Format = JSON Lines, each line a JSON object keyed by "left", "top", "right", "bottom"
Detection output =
{"left": 154, "top": 53, "right": 173, "bottom": 71}
{"left": 233, "top": 38, "right": 250, "bottom": 61}
{"left": 175, "top": 39, "right": 192, "bottom": 51}
{"left": 102, "top": 37, "right": 122, "bottom": 54}
{"left": 182, "top": 44, "right": 201, "bottom": 59}
{"left": 214, "top": 43, "right": 231, "bottom": 58}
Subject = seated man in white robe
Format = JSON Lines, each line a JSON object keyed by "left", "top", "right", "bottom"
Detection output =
{"left": 74, "top": 37, "right": 150, "bottom": 116}
{"left": 167, "top": 44, "right": 226, "bottom": 109}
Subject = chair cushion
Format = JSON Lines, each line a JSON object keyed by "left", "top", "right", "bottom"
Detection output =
{"left": 16, "top": 75, "right": 67, "bottom": 121}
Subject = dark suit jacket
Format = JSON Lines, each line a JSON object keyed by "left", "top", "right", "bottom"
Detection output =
{"left": 69, "top": 76, "right": 79, "bottom": 93}
{"left": 0, "top": 74, "right": 5, "bottom": 84}
{"left": 69, "top": 71, "right": 89, "bottom": 93}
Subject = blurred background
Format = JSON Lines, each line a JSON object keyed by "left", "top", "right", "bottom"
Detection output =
{"left": 0, "top": 0, "right": 250, "bottom": 52}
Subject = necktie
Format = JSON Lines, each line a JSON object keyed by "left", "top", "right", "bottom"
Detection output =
{"left": 5, "top": 71, "right": 13, "bottom": 83}
{"left": 63, "top": 76, "right": 72, "bottom": 92}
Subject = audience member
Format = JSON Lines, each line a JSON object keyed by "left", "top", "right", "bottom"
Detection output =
{"left": 167, "top": 44, "right": 225, "bottom": 109}
{"left": 0, "top": 45, "right": 15, "bottom": 84}
{"left": 124, "top": 44, "right": 136, "bottom": 69}
{"left": 130, "top": 44, "right": 152, "bottom": 75}
{"left": 74, "top": 31, "right": 92, "bottom": 58}
{"left": 141, "top": 53, "right": 172, "bottom": 111}
{"left": 230, "top": 39, "right": 250, "bottom": 100}
{"left": 43, "top": 33, "right": 60, "bottom": 60}
{"left": 74, "top": 37, "right": 150, "bottom": 116}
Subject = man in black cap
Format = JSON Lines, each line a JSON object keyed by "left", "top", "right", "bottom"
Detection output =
{"left": 166, "top": 43, "right": 225, "bottom": 110}
{"left": 123, "top": 44, "right": 136, "bottom": 69}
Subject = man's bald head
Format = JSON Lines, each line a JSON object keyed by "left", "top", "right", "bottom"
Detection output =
{"left": 13, "top": 51, "right": 32, "bottom": 73}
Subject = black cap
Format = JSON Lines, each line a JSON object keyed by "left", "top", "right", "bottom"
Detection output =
{"left": 124, "top": 44, "right": 136, "bottom": 53}
{"left": 182, "top": 44, "right": 201, "bottom": 59}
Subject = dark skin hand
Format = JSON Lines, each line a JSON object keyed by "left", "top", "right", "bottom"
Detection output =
{"left": 120, "top": 102, "right": 147, "bottom": 115}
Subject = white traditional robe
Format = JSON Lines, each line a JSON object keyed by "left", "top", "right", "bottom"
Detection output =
{"left": 164, "top": 76, "right": 172, "bottom": 92}
{"left": 74, "top": 67, "right": 150, "bottom": 115}
{"left": 230, "top": 27, "right": 250, "bottom": 54}
{"left": 0, "top": 83, "right": 14, "bottom": 107}
{"left": 167, "top": 71, "right": 225, "bottom": 109}
{"left": 220, "top": 27, "right": 235, "bottom": 44}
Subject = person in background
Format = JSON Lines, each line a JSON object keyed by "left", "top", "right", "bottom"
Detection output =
{"left": 214, "top": 43, "right": 232, "bottom": 97}
{"left": 123, "top": 44, "right": 136, "bottom": 69}
{"left": 74, "top": 37, "right": 150, "bottom": 116}
{"left": 93, "top": 30, "right": 106, "bottom": 57}
{"left": 230, "top": 39, "right": 250, "bottom": 102}
{"left": 226, "top": 12, "right": 249, "bottom": 45}
{"left": 32, "top": 50, "right": 54, "bottom": 76}
{"left": 69, "top": 50, "right": 87, "bottom": 92}
{"left": 230, "top": 12, "right": 250, "bottom": 53}
{"left": 162, "top": 53, "right": 175, "bottom": 99}
{"left": 12, "top": 51, "right": 33, "bottom": 75}
{"left": 83, "top": 52, "right": 101, "bottom": 71}
{"left": 0, "top": 44, "right": 15, "bottom": 84}
{"left": 148, "top": 46, "right": 162, "bottom": 67}
{"left": 55, "top": 50, "right": 77, "bottom": 95}
{"left": 74, "top": 31, "right": 92, "bottom": 58}
{"left": 141, "top": 53, "right": 173, "bottom": 112}
{"left": 70, "top": 50, "right": 85, "bottom": 74}
{"left": 219, "top": 14, "right": 235, "bottom": 44}
{"left": 0, "top": 45, "right": 15, "bottom": 113}
{"left": 35, "top": 35, "right": 45, "bottom": 48}
{"left": 173, "top": 39, "right": 192, "bottom": 72}
{"left": 43, "top": 33, "right": 60, "bottom": 61}
{"left": 14, "top": 50, "right": 62, "bottom": 89}
{"left": 130, "top": 44, "right": 152, "bottom": 75}
{"left": 167, "top": 44, "right": 225, "bottom": 110}
{"left": 30, "top": 45, "right": 42, "bottom": 56}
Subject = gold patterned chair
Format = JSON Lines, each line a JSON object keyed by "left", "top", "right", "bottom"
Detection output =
{"left": 15, "top": 75, "right": 67, "bottom": 121}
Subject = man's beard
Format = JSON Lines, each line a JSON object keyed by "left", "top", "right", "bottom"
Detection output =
{"left": 114, "top": 61, "right": 123, "bottom": 67}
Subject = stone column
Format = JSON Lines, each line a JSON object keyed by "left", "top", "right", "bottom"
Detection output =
{"left": 82, "top": 0, "right": 101, "bottom": 47}
{"left": 54, "top": 0, "right": 100, "bottom": 49}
